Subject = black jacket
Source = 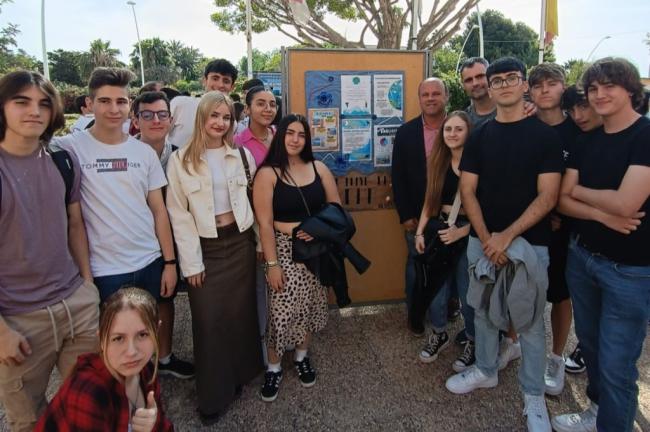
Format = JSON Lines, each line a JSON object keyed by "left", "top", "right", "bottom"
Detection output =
{"left": 292, "top": 203, "right": 371, "bottom": 307}
{"left": 391, "top": 115, "right": 427, "bottom": 223}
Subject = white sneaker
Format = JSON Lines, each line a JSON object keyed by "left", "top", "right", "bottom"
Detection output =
{"left": 551, "top": 402, "right": 598, "bottom": 432}
{"left": 544, "top": 353, "right": 565, "bottom": 395}
{"left": 498, "top": 338, "right": 522, "bottom": 370}
{"left": 523, "top": 394, "right": 551, "bottom": 432}
{"left": 445, "top": 365, "right": 498, "bottom": 394}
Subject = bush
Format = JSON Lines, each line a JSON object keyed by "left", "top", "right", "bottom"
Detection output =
{"left": 53, "top": 81, "right": 86, "bottom": 114}
{"left": 173, "top": 79, "right": 203, "bottom": 95}
{"left": 439, "top": 72, "right": 469, "bottom": 112}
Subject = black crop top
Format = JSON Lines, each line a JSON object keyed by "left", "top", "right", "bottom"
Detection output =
{"left": 440, "top": 165, "right": 460, "bottom": 206}
{"left": 272, "top": 162, "right": 326, "bottom": 222}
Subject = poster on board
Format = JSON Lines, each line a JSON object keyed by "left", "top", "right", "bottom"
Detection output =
{"left": 341, "top": 119, "right": 372, "bottom": 162}
{"left": 308, "top": 108, "right": 339, "bottom": 151}
{"left": 373, "top": 75, "right": 403, "bottom": 118}
{"left": 373, "top": 125, "right": 398, "bottom": 167}
{"left": 341, "top": 75, "right": 372, "bottom": 116}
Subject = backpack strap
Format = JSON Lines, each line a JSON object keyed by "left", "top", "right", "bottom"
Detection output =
{"left": 50, "top": 150, "right": 75, "bottom": 206}
{"left": 84, "top": 118, "right": 95, "bottom": 129}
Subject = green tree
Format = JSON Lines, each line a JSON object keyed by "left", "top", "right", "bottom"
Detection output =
{"left": 48, "top": 49, "right": 85, "bottom": 86}
{"left": 130, "top": 37, "right": 179, "bottom": 83}
{"left": 563, "top": 59, "right": 589, "bottom": 86}
{"left": 452, "top": 10, "right": 555, "bottom": 69}
{"left": 169, "top": 40, "right": 204, "bottom": 81}
{"left": 211, "top": 0, "right": 478, "bottom": 50}
{"left": 237, "top": 48, "right": 281, "bottom": 76}
{"left": 0, "top": 0, "right": 40, "bottom": 73}
{"left": 81, "top": 39, "right": 123, "bottom": 79}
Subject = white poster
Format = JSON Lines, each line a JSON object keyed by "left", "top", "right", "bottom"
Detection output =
{"left": 373, "top": 74, "right": 403, "bottom": 118}
{"left": 341, "top": 119, "right": 372, "bottom": 162}
{"left": 341, "top": 75, "right": 371, "bottom": 116}
{"left": 373, "top": 125, "right": 398, "bottom": 167}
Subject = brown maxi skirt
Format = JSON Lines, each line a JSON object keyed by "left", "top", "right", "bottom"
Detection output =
{"left": 188, "top": 223, "right": 263, "bottom": 416}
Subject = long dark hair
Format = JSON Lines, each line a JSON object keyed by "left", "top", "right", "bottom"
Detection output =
{"left": 261, "top": 113, "right": 314, "bottom": 178}
{"left": 423, "top": 111, "right": 471, "bottom": 217}
{"left": 0, "top": 70, "right": 65, "bottom": 145}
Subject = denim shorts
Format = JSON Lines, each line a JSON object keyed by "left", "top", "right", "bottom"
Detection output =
{"left": 94, "top": 256, "right": 163, "bottom": 302}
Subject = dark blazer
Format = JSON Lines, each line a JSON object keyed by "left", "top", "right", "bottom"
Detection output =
{"left": 391, "top": 115, "right": 427, "bottom": 223}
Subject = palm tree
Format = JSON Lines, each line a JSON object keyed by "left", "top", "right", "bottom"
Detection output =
{"left": 80, "top": 39, "right": 123, "bottom": 81}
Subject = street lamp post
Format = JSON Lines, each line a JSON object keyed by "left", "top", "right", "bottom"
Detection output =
{"left": 245, "top": 0, "right": 253, "bottom": 79}
{"left": 41, "top": 0, "right": 49, "bottom": 79}
{"left": 455, "top": 25, "right": 479, "bottom": 74}
{"left": 587, "top": 36, "right": 611, "bottom": 62}
{"left": 476, "top": 4, "right": 484, "bottom": 58}
{"left": 127, "top": 1, "right": 145, "bottom": 86}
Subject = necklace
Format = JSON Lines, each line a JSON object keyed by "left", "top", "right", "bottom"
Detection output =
{"left": 252, "top": 127, "right": 270, "bottom": 143}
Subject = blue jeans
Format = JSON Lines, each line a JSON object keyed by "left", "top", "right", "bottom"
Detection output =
{"left": 404, "top": 231, "right": 417, "bottom": 310}
{"left": 566, "top": 238, "right": 650, "bottom": 432}
{"left": 468, "top": 236, "right": 549, "bottom": 396}
{"left": 94, "top": 256, "right": 163, "bottom": 302}
{"left": 429, "top": 244, "right": 474, "bottom": 339}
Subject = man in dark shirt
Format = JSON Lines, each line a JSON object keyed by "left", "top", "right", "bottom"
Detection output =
{"left": 554, "top": 57, "right": 650, "bottom": 432}
{"left": 446, "top": 57, "right": 563, "bottom": 432}
{"left": 528, "top": 63, "right": 581, "bottom": 397}
{"left": 391, "top": 77, "right": 448, "bottom": 336}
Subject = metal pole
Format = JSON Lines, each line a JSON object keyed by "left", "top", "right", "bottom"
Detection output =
{"left": 127, "top": 1, "right": 145, "bottom": 86}
{"left": 476, "top": 3, "right": 484, "bottom": 58}
{"left": 587, "top": 36, "right": 611, "bottom": 61}
{"left": 410, "top": 0, "right": 420, "bottom": 50}
{"left": 538, "top": 0, "right": 546, "bottom": 64}
{"left": 246, "top": 0, "right": 253, "bottom": 79}
{"left": 456, "top": 26, "right": 479, "bottom": 74}
{"left": 41, "top": 0, "right": 49, "bottom": 79}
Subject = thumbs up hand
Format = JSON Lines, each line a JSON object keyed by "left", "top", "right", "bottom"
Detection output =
{"left": 131, "top": 391, "right": 158, "bottom": 432}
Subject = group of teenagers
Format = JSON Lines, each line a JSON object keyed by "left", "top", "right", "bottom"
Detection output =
{"left": 0, "top": 58, "right": 341, "bottom": 431}
{"left": 391, "top": 55, "right": 649, "bottom": 432}
{"left": 0, "top": 51, "right": 647, "bottom": 432}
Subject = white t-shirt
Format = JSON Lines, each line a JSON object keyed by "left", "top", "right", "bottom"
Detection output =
{"left": 205, "top": 147, "right": 232, "bottom": 215}
{"left": 70, "top": 115, "right": 94, "bottom": 132}
{"left": 168, "top": 96, "right": 200, "bottom": 149}
{"left": 52, "top": 131, "right": 167, "bottom": 277}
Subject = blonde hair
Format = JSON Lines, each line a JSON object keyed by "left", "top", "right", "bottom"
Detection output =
{"left": 182, "top": 91, "right": 235, "bottom": 174}
{"left": 99, "top": 287, "right": 159, "bottom": 384}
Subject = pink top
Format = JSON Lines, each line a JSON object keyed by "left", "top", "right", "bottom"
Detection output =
{"left": 234, "top": 126, "right": 275, "bottom": 168}
{"left": 422, "top": 116, "right": 440, "bottom": 158}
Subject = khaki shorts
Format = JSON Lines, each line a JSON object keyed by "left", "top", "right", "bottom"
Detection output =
{"left": 0, "top": 280, "right": 100, "bottom": 432}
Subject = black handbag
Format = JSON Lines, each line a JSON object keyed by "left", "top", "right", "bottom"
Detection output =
{"left": 238, "top": 147, "right": 254, "bottom": 210}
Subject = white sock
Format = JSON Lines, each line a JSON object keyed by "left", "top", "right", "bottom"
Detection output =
{"left": 267, "top": 362, "right": 281, "bottom": 373}
{"left": 550, "top": 352, "right": 563, "bottom": 361}
{"left": 159, "top": 354, "right": 171, "bottom": 365}
{"left": 294, "top": 349, "right": 308, "bottom": 362}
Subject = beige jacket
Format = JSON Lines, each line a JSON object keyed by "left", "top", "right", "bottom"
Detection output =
{"left": 166, "top": 145, "right": 257, "bottom": 277}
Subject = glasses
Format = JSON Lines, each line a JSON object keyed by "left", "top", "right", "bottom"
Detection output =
{"left": 138, "top": 110, "right": 171, "bottom": 121}
{"left": 489, "top": 75, "right": 523, "bottom": 89}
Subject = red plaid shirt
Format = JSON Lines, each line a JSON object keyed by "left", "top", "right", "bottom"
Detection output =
{"left": 35, "top": 353, "right": 173, "bottom": 431}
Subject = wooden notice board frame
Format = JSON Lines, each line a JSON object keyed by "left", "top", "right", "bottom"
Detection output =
{"left": 282, "top": 48, "right": 430, "bottom": 303}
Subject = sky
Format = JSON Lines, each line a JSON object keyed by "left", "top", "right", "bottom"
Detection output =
{"left": 1, "top": 0, "right": 648, "bottom": 77}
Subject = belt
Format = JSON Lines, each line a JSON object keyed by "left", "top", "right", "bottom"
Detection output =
{"left": 573, "top": 233, "right": 614, "bottom": 262}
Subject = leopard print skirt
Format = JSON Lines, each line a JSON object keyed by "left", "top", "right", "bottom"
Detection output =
{"left": 266, "top": 231, "right": 329, "bottom": 358}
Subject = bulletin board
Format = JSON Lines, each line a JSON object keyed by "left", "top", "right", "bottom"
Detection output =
{"left": 283, "top": 48, "right": 429, "bottom": 303}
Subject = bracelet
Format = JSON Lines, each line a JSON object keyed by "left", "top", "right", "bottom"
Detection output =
{"left": 163, "top": 259, "right": 177, "bottom": 265}
{"left": 264, "top": 260, "right": 279, "bottom": 271}
{"left": 414, "top": 233, "right": 424, "bottom": 238}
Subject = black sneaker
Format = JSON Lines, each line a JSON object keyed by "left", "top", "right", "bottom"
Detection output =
{"left": 565, "top": 346, "right": 586, "bottom": 374}
{"left": 261, "top": 370, "right": 283, "bottom": 402}
{"left": 419, "top": 331, "right": 450, "bottom": 363}
{"left": 294, "top": 357, "right": 316, "bottom": 387}
{"left": 452, "top": 340, "right": 475, "bottom": 372}
{"left": 158, "top": 354, "right": 195, "bottom": 379}
{"left": 454, "top": 328, "right": 469, "bottom": 346}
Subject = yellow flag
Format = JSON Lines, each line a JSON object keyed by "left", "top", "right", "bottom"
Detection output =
{"left": 545, "top": 0, "right": 559, "bottom": 44}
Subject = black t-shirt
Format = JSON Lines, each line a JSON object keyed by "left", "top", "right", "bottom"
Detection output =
{"left": 553, "top": 116, "right": 581, "bottom": 164}
{"left": 568, "top": 116, "right": 650, "bottom": 265}
{"left": 460, "top": 116, "right": 564, "bottom": 246}
{"left": 441, "top": 165, "right": 459, "bottom": 206}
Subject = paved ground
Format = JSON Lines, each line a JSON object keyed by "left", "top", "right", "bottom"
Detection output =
{"left": 1, "top": 293, "right": 648, "bottom": 431}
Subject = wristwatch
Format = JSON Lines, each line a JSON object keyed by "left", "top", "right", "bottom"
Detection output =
{"left": 163, "top": 259, "right": 177, "bottom": 265}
